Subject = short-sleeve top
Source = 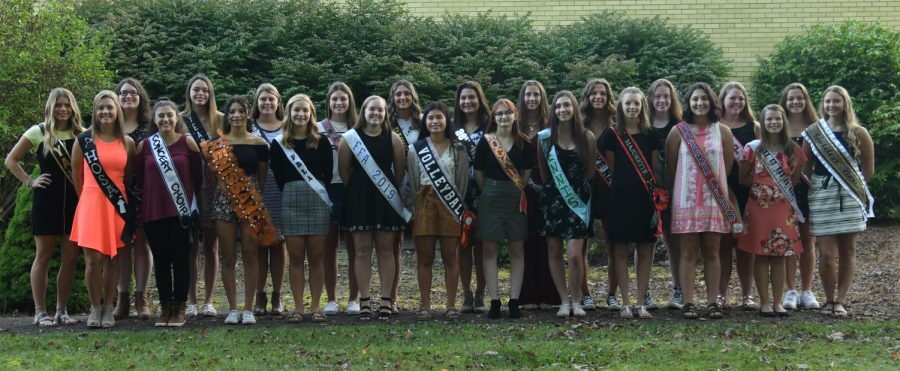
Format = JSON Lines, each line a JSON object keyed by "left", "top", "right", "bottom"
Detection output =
{"left": 232, "top": 144, "right": 269, "bottom": 175}
{"left": 598, "top": 128, "right": 660, "bottom": 187}
{"left": 135, "top": 134, "right": 203, "bottom": 223}
{"left": 473, "top": 138, "right": 535, "bottom": 181}
{"left": 269, "top": 136, "right": 334, "bottom": 191}
{"left": 742, "top": 142, "right": 807, "bottom": 183}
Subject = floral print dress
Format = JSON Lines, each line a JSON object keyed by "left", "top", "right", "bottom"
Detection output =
{"left": 539, "top": 147, "right": 593, "bottom": 239}
{"left": 736, "top": 143, "right": 806, "bottom": 256}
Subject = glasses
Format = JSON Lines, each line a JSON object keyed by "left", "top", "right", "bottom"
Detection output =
{"left": 494, "top": 111, "right": 514, "bottom": 117}
{"left": 120, "top": 90, "right": 139, "bottom": 97}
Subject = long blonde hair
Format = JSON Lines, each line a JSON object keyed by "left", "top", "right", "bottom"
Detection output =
{"left": 182, "top": 74, "right": 222, "bottom": 133}
{"left": 354, "top": 96, "right": 390, "bottom": 132}
{"left": 647, "top": 78, "right": 683, "bottom": 123}
{"left": 91, "top": 90, "right": 132, "bottom": 152}
{"left": 42, "top": 88, "right": 85, "bottom": 156}
{"left": 718, "top": 81, "right": 757, "bottom": 123}
{"left": 821, "top": 85, "right": 862, "bottom": 162}
{"left": 615, "top": 87, "right": 651, "bottom": 134}
{"left": 281, "top": 94, "right": 321, "bottom": 150}
{"left": 251, "top": 83, "right": 285, "bottom": 121}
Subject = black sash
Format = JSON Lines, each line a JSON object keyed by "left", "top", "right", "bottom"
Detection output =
{"left": 183, "top": 113, "right": 211, "bottom": 143}
{"left": 77, "top": 132, "right": 133, "bottom": 244}
{"left": 612, "top": 129, "right": 669, "bottom": 237}
{"left": 452, "top": 127, "right": 478, "bottom": 160}
{"left": 38, "top": 124, "right": 75, "bottom": 185}
{"left": 413, "top": 139, "right": 465, "bottom": 221}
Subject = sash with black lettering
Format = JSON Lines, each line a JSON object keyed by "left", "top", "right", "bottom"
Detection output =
{"left": 748, "top": 140, "right": 806, "bottom": 223}
{"left": 611, "top": 129, "right": 669, "bottom": 237}
{"left": 77, "top": 132, "right": 133, "bottom": 244}
{"left": 273, "top": 135, "right": 333, "bottom": 207}
{"left": 538, "top": 128, "right": 591, "bottom": 227}
{"left": 38, "top": 124, "right": 75, "bottom": 185}
{"left": 343, "top": 129, "right": 412, "bottom": 222}
{"left": 149, "top": 133, "right": 199, "bottom": 228}
{"left": 484, "top": 133, "right": 527, "bottom": 213}
{"left": 183, "top": 113, "right": 211, "bottom": 143}
{"left": 802, "top": 119, "right": 874, "bottom": 218}
{"left": 675, "top": 122, "right": 744, "bottom": 234}
{"left": 412, "top": 138, "right": 465, "bottom": 222}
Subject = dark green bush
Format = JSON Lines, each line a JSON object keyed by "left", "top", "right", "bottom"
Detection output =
{"left": 751, "top": 21, "right": 899, "bottom": 125}
{"left": 867, "top": 100, "right": 900, "bottom": 219}
{"left": 0, "top": 173, "right": 89, "bottom": 313}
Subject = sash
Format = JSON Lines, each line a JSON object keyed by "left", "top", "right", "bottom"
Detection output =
{"left": 748, "top": 140, "right": 805, "bottom": 223}
{"left": 38, "top": 124, "right": 75, "bottom": 185}
{"left": 538, "top": 128, "right": 591, "bottom": 227}
{"left": 393, "top": 121, "right": 417, "bottom": 149}
{"left": 611, "top": 129, "right": 669, "bottom": 237}
{"left": 183, "top": 113, "right": 211, "bottom": 143}
{"left": 484, "top": 133, "right": 527, "bottom": 213}
{"left": 593, "top": 149, "right": 612, "bottom": 187}
{"left": 802, "top": 119, "right": 874, "bottom": 218}
{"left": 452, "top": 127, "right": 478, "bottom": 160}
{"left": 249, "top": 120, "right": 264, "bottom": 138}
{"left": 412, "top": 138, "right": 465, "bottom": 222}
{"left": 343, "top": 129, "right": 412, "bottom": 222}
{"left": 675, "top": 123, "right": 744, "bottom": 234}
{"left": 149, "top": 133, "right": 200, "bottom": 228}
{"left": 77, "top": 132, "right": 134, "bottom": 244}
{"left": 200, "top": 134, "right": 277, "bottom": 246}
{"left": 320, "top": 119, "right": 343, "bottom": 148}
{"left": 273, "top": 135, "right": 333, "bottom": 207}
{"left": 732, "top": 135, "right": 746, "bottom": 160}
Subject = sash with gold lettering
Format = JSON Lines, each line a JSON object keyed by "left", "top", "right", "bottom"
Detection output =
{"left": 802, "top": 119, "right": 874, "bottom": 218}
{"left": 77, "top": 132, "right": 134, "bottom": 244}
{"left": 343, "top": 129, "right": 412, "bottom": 222}
{"left": 183, "top": 113, "right": 211, "bottom": 143}
{"left": 200, "top": 133, "right": 277, "bottom": 246}
{"left": 39, "top": 124, "right": 74, "bottom": 185}
{"left": 538, "top": 128, "right": 591, "bottom": 227}
{"left": 149, "top": 133, "right": 200, "bottom": 228}
{"left": 484, "top": 133, "right": 527, "bottom": 213}
{"left": 412, "top": 138, "right": 464, "bottom": 222}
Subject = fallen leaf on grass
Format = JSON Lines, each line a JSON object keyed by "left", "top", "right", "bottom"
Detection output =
{"left": 827, "top": 332, "right": 845, "bottom": 341}
{"left": 483, "top": 351, "right": 499, "bottom": 356}
{"left": 362, "top": 345, "right": 369, "bottom": 354}
{"left": 796, "top": 364, "right": 810, "bottom": 369}
{"left": 405, "top": 329, "right": 413, "bottom": 339}
{"left": 891, "top": 352, "right": 900, "bottom": 361}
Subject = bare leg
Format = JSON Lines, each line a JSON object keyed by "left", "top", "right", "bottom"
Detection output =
{"left": 581, "top": 241, "right": 590, "bottom": 297}
{"left": 103, "top": 255, "right": 120, "bottom": 309}
{"left": 84, "top": 249, "right": 103, "bottom": 308}
{"left": 754, "top": 255, "right": 771, "bottom": 311}
{"left": 202, "top": 226, "right": 218, "bottom": 306}
{"left": 31, "top": 236, "right": 57, "bottom": 313}
{"left": 353, "top": 232, "right": 374, "bottom": 300}
{"left": 440, "top": 237, "right": 460, "bottom": 308}
{"left": 473, "top": 241, "right": 485, "bottom": 302}
{"left": 835, "top": 233, "right": 858, "bottom": 305}
{"left": 374, "top": 231, "right": 396, "bottom": 299}
{"left": 346, "top": 233, "right": 358, "bottom": 301}
{"left": 286, "top": 236, "right": 307, "bottom": 313}
{"left": 817, "top": 236, "right": 838, "bottom": 303}
{"left": 770, "top": 256, "right": 786, "bottom": 312}
{"left": 701, "top": 233, "right": 723, "bottom": 304}
{"left": 133, "top": 229, "right": 153, "bottom": 297}
{"left": 546, "top": 237, "right": 569, "bottom": 304}
{"left": 606, "top": 242, "right": 618, "bottom": 297}
{"left": 678, "top": 234, "right": 699, "bottom": 305}
{"left": 116, "top": 244, "right": 132, "bottom": 295}
{"left": 391, "top": 231, "right": 402, "bottom": 301}
{"left": 635, "top": 243, "right": 653, "bottom": 307}
{"left": 56, "top": 238, "right": 80, "bottom": 310}
{"left": 306, "top": 235, "right": 327, "bottom": 312}
{"left": 324, "top": 224, "right": 339, "bottom": 302}
{"left": 612, "top": 243, "right": 630, "bottom": 305}
{"left": 240, "top": 223, "right": 260, "bottom": 312}
{"left": 736, "top": 248, "right": 755, "bottom": 300}
{"left": 415, "top": 236, "right": 436, "bottom": 309}
{"left": 217, "top": 220, "right": 238, "bottom": 310}
{"left": 567, "top": 239, "right": 585, "bottom": 304}
{"left": 508, "top": 240, "right": 525, "bottom": 299}
{"left": 718, "top": 235, "right": 734, "bottom": 302}
{"left": 188, "top": 236, "right": 199, "bottom": 305}
{"left": 256, "top": 247, "right": 270, "bottom": 303}
{"left": 270, "top": 243, "right": 286, "bottom": 300}
{"left": 664, "top": 228, "right": 681, "bottom": 289}
{"left": 798, "top": 225, "right": 816, "bottom": 291}
{"left": 482, "top": 240, "right": 499, "bottom": 300}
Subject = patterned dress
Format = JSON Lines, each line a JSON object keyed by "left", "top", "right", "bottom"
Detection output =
{"left": 737, "top": 144, "right": 806, "bottom": 256}
{"left": 671, "top": 123, "right": 729, "bottom": 234}
{"left": 539, "top": 146, "right": 593, "bottom": 239}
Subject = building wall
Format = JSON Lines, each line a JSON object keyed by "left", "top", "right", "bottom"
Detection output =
{"left": 389, "top": 0, "right": 900, "bottom": 85}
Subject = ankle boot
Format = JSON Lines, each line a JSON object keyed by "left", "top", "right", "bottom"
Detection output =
{"left": 488, "top": 299, "right": 501, "bottom": 319}
{"left": 135, "top": 291, "right": 151, "bottom": 319}
{"left": 169, "top": 302, "right": 186, "bottom": 327}
{"left": 155, "top": 301, "right": 171, "bottom": 327}
{"left": 113, "top": 291, "right": 130, "bottom": 320}
{"left": 255, "top": 292, "right": 268, "bottom": 315}
{"left": 508, "top": 299, "right": 522, "bottom": 319}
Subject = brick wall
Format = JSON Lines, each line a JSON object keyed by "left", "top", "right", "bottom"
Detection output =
{"left": 363, "top": 0, "right": 900, "bottom": 86}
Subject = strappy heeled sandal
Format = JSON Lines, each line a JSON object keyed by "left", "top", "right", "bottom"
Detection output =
{"left": 358, "top": 297, "right": 371, "bottom": 321}
{"left": 378, "top": 297, "right": 392, "bottom": 320}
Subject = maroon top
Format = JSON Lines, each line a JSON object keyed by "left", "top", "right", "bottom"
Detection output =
{"left": 135, "top": 134, "right": 203, "bottom": 223}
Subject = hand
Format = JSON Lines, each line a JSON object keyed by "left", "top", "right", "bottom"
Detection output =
{"left": 29, "top": 173, "right": 52, "bottom": 189}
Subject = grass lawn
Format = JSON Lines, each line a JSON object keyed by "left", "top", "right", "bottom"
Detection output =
{"left": 2, "top": 318, "right": 897, "bottom": 369}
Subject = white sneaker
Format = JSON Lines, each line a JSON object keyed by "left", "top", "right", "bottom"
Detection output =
{"left": 572, "top": 304, "right": 587, "bottom": 317}
{"left": 185, "top": 304, "right": 198, "bottom": 317}
{"left": 323, "top": 301, "right": 339, "bottom": 315}
{"left": 782, "top": 290, "right": 798, "bottom": 310}
{"left": 556, "top": 303, "right": 571, "bottom": 318}
{"left": 224, "top": 310, "right": 240, "bottom": 324}
{"left": 241, "top": 310, "right": 256, "bottom": 325}
{"left": 200, "top": 304, "right": 218, "bottom": 317}
{"left": 799, "top": 291, "right": 820, "bottom": 309}
{"left": 346, "top": 301, "right": 361, "bottom": 315}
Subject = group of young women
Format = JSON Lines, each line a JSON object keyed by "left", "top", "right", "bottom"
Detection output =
{"left": 6, "top": 74, "right": 874, "bottom": 328}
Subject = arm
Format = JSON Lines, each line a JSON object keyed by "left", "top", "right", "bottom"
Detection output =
{"left": 4, "top": 135, "right": 47, "bottom": 189}
{"left": 857, "top": 126, "right": 875, "bottom": 181}
{"left": 391, "top": 133, "right": 406, "bottom": 186}
{"left": 71, "top": 140, "right": 84, "bottom": 196}
{"left": 604, "top": 150, "right": 616, "bottom": 174}
{"left": 254, "top": 137, "right": 269, "bottom": 190}
{"left": 338, "top": 140, "right": 352, "bottom": 185}
{"left": 665, "top": 129, "right": 681, "bottom": 183}
{"left": 185, "top": 136, "right": 203, "bottom": 195}
{"left": 584, "top": 131, "right": 597, "bottom": 180}
{"left": 474, "top": 170, "right": 485, "bottom": 192}
{"left": 720, "top": 125, "right": 735, "bottom": 176}
{"left": 406, "top": 149, "right": 420, "bottom": 197}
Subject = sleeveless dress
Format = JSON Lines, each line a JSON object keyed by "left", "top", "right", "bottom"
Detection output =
{"left": 671, "top": 123, "right": 729, "bottom": 234}
{"left": 252, "top": 121, "right": 284, "bottom": 241}
{"left": 728, "top": 122, "right": 757, "bottom": 215}
{"left": 737, "top": 143, "right": 805, "bottom": 256}
{"left": 599, "top": 128, "right": 660, "bottom": 243}
{"left": 519, "top": 139, "right": 561, "bottom": 305}
{"left": 539, "top": 145, "right": 593, "bottom": 239}
{"left": 126, "top": 125, "right": 146, "bottom": 225}
{"left": 23, "top": 125, "right": 79, "bottom": 235}
{"left": 342, "top": 130, "right": 405, "bottom": 232}
{"left": 183, "top": 112, "right": 219, "bottom": 228}
{"left": 70, "top": 137, "right": 129, "bottom": 256}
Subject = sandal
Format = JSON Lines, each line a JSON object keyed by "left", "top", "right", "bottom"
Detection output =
{"left": 311, "top": 312, "right": 326, "bottom": 322}
{"left": 378, "top": 297, "right": 392, "bottom": 320}
{"left": 682, "top": 303, "right": 699, "bottom": 320}
{"left": 706, "top": 303, "right": 723, "bottom": 319}
{"left": 287, "top": 311, "right": 304, "bottom": 323}
{"left": 54, "top": 310, "right": 80, "bottom": 326}
{"left": 358, "top": 297, "right": 371, "bottom": 321}
{"left": 636, "top": 306, "right": 653, "bottom": 319}
{"left": 445, "top": 308, "right": 461, "bottom": 320}
{"left": 33, "top": 312, "right": 54, "bottom": 327}
{"left": 416, "top": 308, "right": 433, "bottom": 321}
{"left": 821, "top": 301, "right": 836, "bottom": 316}
{"left": 619, "top": 306, "right": 633, "bottom": 319}
{"left": 832, "top": 302, "right": 848, "bottom": 318}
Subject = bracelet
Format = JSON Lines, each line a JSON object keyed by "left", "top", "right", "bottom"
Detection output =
{"left": 25, "top": 179, "right": 33, "bottom": 188}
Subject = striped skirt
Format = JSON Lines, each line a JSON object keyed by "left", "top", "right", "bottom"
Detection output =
{"left": 281, "top": 180, "right": 331, "bottom": 236}
{"left": 808, "top": 174, "right": 867, "bottom": 236}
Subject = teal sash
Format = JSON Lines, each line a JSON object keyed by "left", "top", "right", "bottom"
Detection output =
{"left": 538, "top": 128, "right": 591, "bottom": 227}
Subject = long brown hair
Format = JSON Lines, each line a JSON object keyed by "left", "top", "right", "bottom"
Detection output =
{"left": 548, "top": 91, "right": 594, "bottom": 178}
{"left": 682, "top": 82, "right": 720, "bottom": 124}
{"left": 115, "top": 77, "right": 152, "bottom": 128}
{"left": 580, "top": 78, "right": 616, "bottom": 130}
{"left": 387, "top": 80, "right": 422, "bottom": 131}
{"left": 41, "top": 88, "right": 86, "bottom": 156}
{"left": 516, "top": 80, "right": 550, "bottom": 130}
{"left": 778, "top": 83, "right": 819, "bottom": 127}
{"left": 757, "top": 104, "right": 798, "bottom": 167}
{"left": 615, "top": 87, "right": 651, "bottom": 135}
{"left": 146, "top": 99, "right": 188, "bottom": 136}
{"left": 453, "top": 81, "right": 490, "bottom": 129}
{"left": 647, "top": 78, "right": 683, "bottom": 123}
{"left": 486, "top": 99, "right": 530, "bottom": 149}
{"left": 324, "top": 82, "right": 358, "bottom": 124}
{"left": 181, "top": 74, "right": 222, "bottom": 132}
{"left": 281, "top": 94, "right": 321, "bottom": 150}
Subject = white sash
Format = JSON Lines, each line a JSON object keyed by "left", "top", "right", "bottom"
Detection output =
{"left": 273, "top": 135, "right": 333, "bottom": 207}
{"left": 148, "top": 133, "right": 198, "bottom": 228}
{"left": 343, "top": 129, "right": 412, "bottom": 222}
{"left": 748, "top": 140, "right": 805, "bottom": 223}
{"left": 802, "top": 119, "right": 874, "bottom": 218}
